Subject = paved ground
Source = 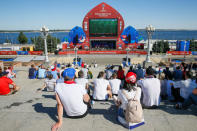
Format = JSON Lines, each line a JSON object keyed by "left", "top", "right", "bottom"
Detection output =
{"left": 0, "top": 58, "right": 197, "bottom": 131}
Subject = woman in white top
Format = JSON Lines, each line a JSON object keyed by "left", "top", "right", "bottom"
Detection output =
{"left": 37, "top": 74, "right": 56, "bottom": 92}
{"left": 114, "top": 72, "right": 142, "bottom": 128}
{"left": 93, "top": 71, "right": 112, "bottom": 100}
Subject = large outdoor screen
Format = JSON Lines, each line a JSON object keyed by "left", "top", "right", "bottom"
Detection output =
{"left": 89, "top": 19, "right": 118, "bottom": 37}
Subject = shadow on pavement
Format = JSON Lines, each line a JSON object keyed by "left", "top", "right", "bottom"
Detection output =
{"left": 32, "top": 102, "right": 120, "bottom": 125}
{"left": 42, "top": 95, "right": 56, "bottom": 100}
{"left": 159, "top": 101, "right": 197, "bottom": 116}
{"left": 33, "top": 103, "right": 58, "bottom": 122}
{"left": 89, "top": 105, "right": 120, "bottom": 125}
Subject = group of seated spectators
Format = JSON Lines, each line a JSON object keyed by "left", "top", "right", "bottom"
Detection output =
{"left": 50, "top": 61, "right": 197, "bottom": 130}
{"left": 1, "top": 61, "right": 197, "bottom": 130}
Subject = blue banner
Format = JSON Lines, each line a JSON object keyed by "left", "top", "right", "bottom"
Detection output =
{"left": 192, "top": 51, "right": 197, "bottom": 55}
{"left": 16, "top": 51, "right": 28, "bottom": 55}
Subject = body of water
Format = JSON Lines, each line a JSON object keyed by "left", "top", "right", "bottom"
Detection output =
{"left": 0, "top": 30, "right": 197, "bottom": 44}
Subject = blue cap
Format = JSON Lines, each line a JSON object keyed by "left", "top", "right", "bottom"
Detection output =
{"left": 62, "top": 68, "right": 76, "bottom": 79}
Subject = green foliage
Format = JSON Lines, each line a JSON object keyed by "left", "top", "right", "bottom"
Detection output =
{"left": 31, "top": 34, "right": 60, "bottom": 53}
{"left": 152, "top": 40, "right": 170, "bottom": 53}
{"left": 17, "top": 32, "right": 28, "bottom": 44}
{"left": 5, "top": 38, "right": 11, "bottom": 43}
{"left": 189, "top": 39, "right": 197, "bottom": 51}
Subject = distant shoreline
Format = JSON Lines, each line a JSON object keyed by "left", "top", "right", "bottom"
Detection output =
{"left": 1, "top": 29, "right": 197, "bottom": 33}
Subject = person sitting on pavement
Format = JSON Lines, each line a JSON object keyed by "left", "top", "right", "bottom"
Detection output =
{"left": 81, "top": 64, "right": 88, "bottom": 79}
{"left": 52, "top": 68, "right": 90, "bottom": 131}
{"left": 92, "top": 71, "right": 112, "bottom": 101}
{"left": 37, "top": 74, "right": 56, "bottom": 92}
{"left": 175, "top": 77, "right": 197, "bottom": 109}
{"left": 114, "top": 72, "right": 142, "bottom": 127}
{"left": 134, "top": 64, "right": 144, "bottom": 81}
{"left": 75, "top": 70, "right": 89, "bottom": 93}
{"left": 50, "top": 65, "right": 58, "bottom": 80}
{"left": 173, "top": 66, "right": 183, "bottom": 81}
{"left": 6, "top": 67, "right": 16, "bottom": 78}
{"left": 117, "top": 66, "right": 125, "bottom": 80}
{"left": 56, "top": 72, "right": 64, "bottom": 83}
{"left": 137, "top": 67, "right": 161, "bottom": 108}
{"left": 0, "top": 71, "right": 20, "bottom": 95}
{"left": 109, "top": 73, "right": 121, "bottom": 96}
{"left": 37, "top": 64, "right": 46, "bottom": 79}
{"left": 105, "top": 65, "right": 114, "bottom": 80}
{"left": 163, "top": 66, "right": 172, "bottom": 80}
{"left": 28, "top": 64, "right": 37, "bottom": 79}
{"left": 171, "top": 71, "right": 196, "bottom": 102}
{"left": 87, "top": 68, "right": 93, "bottom": 79}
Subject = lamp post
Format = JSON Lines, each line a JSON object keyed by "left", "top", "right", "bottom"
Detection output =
{"left": 40, "top": 26, "right": 49, "bottom": 64}
{"left": 74, "top": 47, "right": 78, "bottom": 66}
{"left": 146, "top": 25, "right": 155, "bottom": 63}
{"left": 126, "top": 47, "right": 130, "bottom": 66}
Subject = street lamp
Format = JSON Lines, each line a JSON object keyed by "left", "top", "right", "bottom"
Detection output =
{"left": 126, "top": 47, "right": 130, "bottom": 66}
{"left": 40, "top": 26, "right": 49, "bottom": 64}
{"left": 145, "top": 25, "right": 155, "bottom": 63}
{"left": 74, "top": 47, "right": 78, "bottom": 66}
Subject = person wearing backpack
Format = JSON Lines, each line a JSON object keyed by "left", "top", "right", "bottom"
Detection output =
{"left": 114, "top": 72, "right": 143, "bottom": 128}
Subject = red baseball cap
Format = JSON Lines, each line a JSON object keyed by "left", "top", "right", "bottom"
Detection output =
{"left": 125, "top": 72, "right": 137, "bottom": 83}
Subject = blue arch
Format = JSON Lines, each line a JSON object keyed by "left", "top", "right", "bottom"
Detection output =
{"left": 121, "top": 26, "right": 143, "bottom": 44}
{"left": 68, "top": 26, "right": 86, "bottom": 44}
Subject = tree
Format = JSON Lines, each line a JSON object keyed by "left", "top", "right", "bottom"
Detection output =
{"left": 5, "top": 38, "right": 11, "bottom": 43}
{"left": 18, "top": 32, "right": 28, "bottom": 44}
{"left": 152, "top": 40, "right": 170, "bottom": 53}
{"left": 31, "top": 35, "right": 60, "bottom": 53}
{"left": 189, "top": 40, "right": 197, "bottom": 51}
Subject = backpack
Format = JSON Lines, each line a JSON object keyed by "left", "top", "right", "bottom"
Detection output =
{"left": 122, "top": 89, "right": 143, "bottom": 123}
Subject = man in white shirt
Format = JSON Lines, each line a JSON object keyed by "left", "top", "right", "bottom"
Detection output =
{"left": 172, "top": 71, "right": 196, "bottom": 101}
{"left": 137, "top": 67, "right": 161, "bottom": 108}
{"left": 109, "top": 73, "right": 121, "bottom": 96}
{"left": 75, "top": 70, "right": 89, "bottom": 93}
{"left": 93, "top": 71, "right": 112, "bottom": 100}
{"left": 52, "top": 68, "right": 90, "bottom": 131}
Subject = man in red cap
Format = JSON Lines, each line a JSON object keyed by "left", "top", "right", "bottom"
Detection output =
{"left": 0, "top": 71, "right": 20, "bottom": 95}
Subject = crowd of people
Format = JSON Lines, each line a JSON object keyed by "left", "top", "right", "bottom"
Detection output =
{"left": 0, "top": 61, "right": 197, "bottom": 130}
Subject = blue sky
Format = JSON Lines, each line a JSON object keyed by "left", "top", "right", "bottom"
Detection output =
{"left": 0, "top": 0, "right": 197, "bottom": 30}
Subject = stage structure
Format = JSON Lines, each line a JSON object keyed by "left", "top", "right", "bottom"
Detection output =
{"left": 82, "top": 2, "right": 125, "bottom": 50}
{"left": 61, "top": 2, "right": 145, "bottom": 52}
